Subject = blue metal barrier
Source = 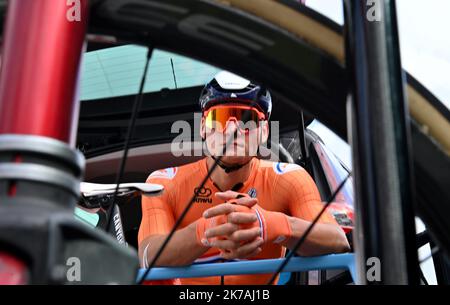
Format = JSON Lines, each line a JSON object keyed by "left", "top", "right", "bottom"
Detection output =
{"left": 137, "top": 253, "right": 356, "bottom": 283}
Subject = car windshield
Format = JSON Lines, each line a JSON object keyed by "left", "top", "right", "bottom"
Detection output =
{"left": 81, "top": 45, "right": 220, "bottom": 101}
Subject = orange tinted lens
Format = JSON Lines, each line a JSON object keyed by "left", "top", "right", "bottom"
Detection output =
{"left": 205, "top": 107, "right": 260, "bottom": 132}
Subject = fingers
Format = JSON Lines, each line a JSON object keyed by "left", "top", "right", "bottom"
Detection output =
{"left": 216, "top": 190, "right": 257, "bottom": 205}
{"left": 203, "top": 203, "right": 236, "bottom": 218}
{"left": 235, "top": 237, "right": 263, "bottom": 257}
{"left": 227, "top": 212, "right": 257, "bottom": 224}
{"left": 204, "top": 198, "right": 257, "bottom": 220}
{"left": 209, "top": 227, "right": 261, "bottom": 249}
{"left": 203, "top": 200, "right": 257, "bottom": 218}
{"left": 215, "top": 190, "right": 241, "bottom": 200}
{"left": 240, "top": 247, "right": 263, "bottom": 259}
{"left": 229, "top": 226, "right": 261, "bottom": 242}
{"left": 205, "top": 222, "right": 239, "bottom": 239}
{"left": 204, "top": 192, "right": 258, "bottom": 220}
{"left": 229, "top": 197, "right": 258, "bottom": 208}
{"left": 210, "top": 239, "right": 239, "bottom": 251}
{"left": 220, "top": 237, "right": 264, "bottom": 260}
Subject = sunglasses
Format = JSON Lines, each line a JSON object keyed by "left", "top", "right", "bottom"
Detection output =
{"left": 204, "top": 105, "right": 266, "bottom": 133}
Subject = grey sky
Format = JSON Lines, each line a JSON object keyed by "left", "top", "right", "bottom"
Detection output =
{"left": 306, "top": 0, "right": 450, "bottom": 109}
{"left": 306, "top": 0, "right": 449, "bottom": 168}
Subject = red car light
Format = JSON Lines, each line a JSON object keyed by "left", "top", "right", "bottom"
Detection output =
{"left": 0, "top": 252, "right": 29, "bottom": 285}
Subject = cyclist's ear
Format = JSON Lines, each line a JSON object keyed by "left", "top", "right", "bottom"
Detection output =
{"left": 200, "top": 116, "right": 206, "bottom": 140}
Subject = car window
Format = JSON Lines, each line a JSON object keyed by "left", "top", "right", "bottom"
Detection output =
{"left": 308, "top": 119, "right": 352, "bottom": 169}
{"left": 78, "top": 44, "right": 223, "bottom": 155}
{"left": 81, "top": 45, "right": 221, "bottom": 101}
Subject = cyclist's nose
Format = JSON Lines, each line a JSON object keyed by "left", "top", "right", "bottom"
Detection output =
{"left": 224, "top": 119, "right": 240, "bottom": 135}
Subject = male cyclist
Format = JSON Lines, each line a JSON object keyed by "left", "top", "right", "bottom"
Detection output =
{"left": 138, "top": 71, "right": 350, "bottom": 285}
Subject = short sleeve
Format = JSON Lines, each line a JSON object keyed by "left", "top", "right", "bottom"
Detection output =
{"left": 137, "top": 173, "right": 176, "bottom": 245}
{"left": 277, "top": 167, "right": 338, "bottom": 225}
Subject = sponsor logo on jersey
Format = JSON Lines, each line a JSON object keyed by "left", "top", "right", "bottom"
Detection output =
{"left": 248, "top": 188, "right": 257, "bottom": 198}
{"left": 149, "top": 167, "right": 178, "bottom": 180}
{"left": 194, "top": 186, "right": 212, "bottom": 203}
{"left": 273, "top": 162, "right": 302, "bottom": 175}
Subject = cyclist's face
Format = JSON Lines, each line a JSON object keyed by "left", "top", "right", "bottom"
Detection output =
{"left": 201, "top": 106, "right": 268, "bottom": 162}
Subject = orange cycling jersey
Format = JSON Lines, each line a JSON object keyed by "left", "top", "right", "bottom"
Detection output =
{"left": 138, "top": 157, "right": 338, "bottom": 285}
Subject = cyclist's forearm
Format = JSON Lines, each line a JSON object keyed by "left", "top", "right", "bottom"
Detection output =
{"left": 139, "top": 222, "right": 209, "bottom": 267}
{"left": 284, "top": 216, "right": 350, "bottom": 256}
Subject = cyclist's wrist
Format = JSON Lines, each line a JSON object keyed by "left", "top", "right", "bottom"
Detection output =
{"left": 256, "top": 208, "right": 292, "bottom": 244}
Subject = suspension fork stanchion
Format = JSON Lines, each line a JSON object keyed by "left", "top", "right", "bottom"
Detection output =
{"left": 0, "top": 1, "right": 138, "bottom": 284}
{"left": 0, "top": 1, "right": 88, "bottom": 208}
{"left": 0, "top": 0, "right": 88, "bottom": 197}
{"left": 0, "top": 0, "right": 88, "bottom": 144}
{"left": 343, "top": 0, "right": 419, "bottom": 284}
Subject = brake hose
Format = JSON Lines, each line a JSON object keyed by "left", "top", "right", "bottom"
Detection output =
{"left": 105, "top": 47, "right": 154, "bottom": 233}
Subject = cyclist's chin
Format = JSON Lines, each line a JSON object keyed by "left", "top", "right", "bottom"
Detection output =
{"left": 220, "top": 155, "right": 253, "bottom": 166}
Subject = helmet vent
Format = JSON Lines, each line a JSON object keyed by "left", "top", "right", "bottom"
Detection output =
{"left": 210, "top": 78, "right": 257, "bottom": 93}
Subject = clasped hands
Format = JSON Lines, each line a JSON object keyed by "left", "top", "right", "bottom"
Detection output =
{"left": 196, "top": 190, "right": 292, "bottom": 260}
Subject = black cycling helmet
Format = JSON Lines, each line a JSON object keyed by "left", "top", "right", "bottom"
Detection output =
{"left": 199, "top": 71, "right": 272, "bottom": 119}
